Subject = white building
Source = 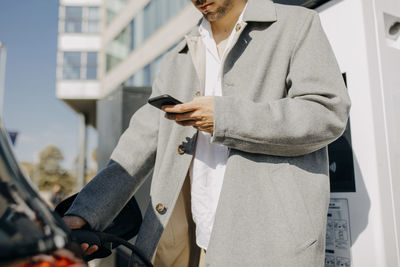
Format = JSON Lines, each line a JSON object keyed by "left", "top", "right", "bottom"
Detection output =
{"left": 56, "top": 0, "right": 102, "bottom": 189}
{"left": 56, "top": 0, "right": 102, "bottom": 126}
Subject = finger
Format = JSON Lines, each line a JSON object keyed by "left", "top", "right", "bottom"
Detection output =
{"left": 53, "top": 249, "right": 84, "bottom": 264}
{"left": 196, "top": 127, "right": 213, "bottom": 134}
{"left": 81, "top": 243, "right": 89, "bottom": 252}
{"left": 163, "top": 102, "right": 196, "bottom": 113}
{"left": 85, "top": 245, "right": 99, "bottom": 255}
{"left": 174, "top": 112, "right": 198, "bottom": 122}
{"left": 63, "top": 216, "right": 87, "bottom": 229}
{"left": 176, "top": 120, "right": 196, "bottom": 127}
{"left": 161, "top": 105, "right": 176, "bottom": 111}
{"left": 166, "top": 111, "right": 198, "bottom": 122}
{"left": 31, "top": 254, "right": 56, "bottom": 264}
{"left": 164, "top": 113, "right": 176, "bottom": 120}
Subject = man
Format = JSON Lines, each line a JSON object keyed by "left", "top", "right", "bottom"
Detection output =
{"left": 64, "top": 0, "right": 351, "bottom": 266}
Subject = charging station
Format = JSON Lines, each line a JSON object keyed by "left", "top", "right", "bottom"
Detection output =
{"left": 315, "top": 0, "right": 400, "bottom": 266}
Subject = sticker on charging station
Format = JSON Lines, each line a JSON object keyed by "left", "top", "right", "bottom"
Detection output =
{"left": 325, "top": 198, "right": 352, "bottom": 267}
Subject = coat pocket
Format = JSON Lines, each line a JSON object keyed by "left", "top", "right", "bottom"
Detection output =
{"left": 269, "top": 164, "right": 317, "bottom": 249}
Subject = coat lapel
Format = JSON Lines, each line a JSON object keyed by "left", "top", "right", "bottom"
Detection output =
{"left": 177, "top": 0, "right": 277, "bottom": 94}
{"left": 185, "top": 35, "right": 206, "bottom": 95}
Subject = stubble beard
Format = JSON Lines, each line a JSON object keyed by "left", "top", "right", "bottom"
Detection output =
{"left": 203, "top": 0, "right": 234, "bottom": 22}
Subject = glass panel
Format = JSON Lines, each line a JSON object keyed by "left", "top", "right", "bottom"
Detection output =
{"left": 87, "top": 21, "right": 99, "bottom": 33}
{"left": 125, "top": 74, "right": 135, "bottom": 86}
{"left": 129, "top": 20, "right": 135, "bottom": 51}
{"left": 143, "top": 64, "right": 151, "bottom": 86}
{"left": 155, "top": 0, "right": 163, "bottom": 29}
{"left": 86, "top": 52, "right": 97, "bottom": 79}
{"left": 63, "top": 52, "right": 81, "bottom": 80}
{"left": 143, "top": 3, "right": 151, "bottom": 39}
{"left": 181, "top": 0, "right": 188, "bottom": 11}
{"left": 106, "top": 23, "right": 131, "bottom": 71}
{"left": 65, "top": 21, "right": 82, "bottom": 33}
{"left": 86, "top": 68, "right": 97, "bottom": 79}
{"left": 88, "top": 7, "right": 100, "bottom": 20}
{"left": 106, "top": 0, "right": 129, "bottom": 25}
{"left": 65, "top": 6, "right": 82, "bottom": 33}
{"left": 150, "top": 55, "right": 162, "bottom": 82}
{"left": 160, "top": 0, "right": 169, "bottom": 25}
{"left": 87, "top": 52, "right": 97, "bottom": 67}
{"left": 106, "top": 0, "right": 190, "bottom": 73}
{"left": 134, "top": 11, "right": 144, "bottom": 48}
{"left": 149, "top": 1, "right": 157, "bottom": 35}
{"left": 134, "top": 68, "right": 144, "bottom": 86}
{"left": 87, "top": 7, "right": 100, "bottom": 33}
{"left": 66, "top": 6, "right": 82, "bottom": 20}
{"left": 168, "top": 0, "right": 180, "bottom": 19}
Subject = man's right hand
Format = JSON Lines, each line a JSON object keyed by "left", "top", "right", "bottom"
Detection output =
{"left": 63, "top": 215, "right": 99, "bottom": 256}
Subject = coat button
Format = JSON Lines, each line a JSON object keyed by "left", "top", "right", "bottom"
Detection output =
{"left": 235, "top": 23, "right": 241, "bottom": 32}
{"left": 195, "top": 90, "right": 201, "bottom": 97}
{"left": 177, "top": 144, "right": 185, "bottom": 155}
{"left": 156, "top": 203, "right": 167, "bottom": 214}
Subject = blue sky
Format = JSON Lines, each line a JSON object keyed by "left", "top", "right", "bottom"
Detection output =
{"left": 0, "top": 0, "right": 97, "bottom": 170}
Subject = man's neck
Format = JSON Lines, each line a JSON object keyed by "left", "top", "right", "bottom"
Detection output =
{"left": 210, "top": 0, "right": 247, "bottom": 44}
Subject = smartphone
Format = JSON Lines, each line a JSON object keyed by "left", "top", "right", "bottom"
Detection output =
{"left": 148, "top": 94, "right": 182, "bottom": 110}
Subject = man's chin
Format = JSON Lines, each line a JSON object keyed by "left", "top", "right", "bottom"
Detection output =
{"left": 203, "top": 13, "right": 220, "bottom": 22}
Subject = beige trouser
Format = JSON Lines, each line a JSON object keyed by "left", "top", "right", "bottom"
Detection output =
{"left": 152, "top": 177, "right": 205, "bottom": 267}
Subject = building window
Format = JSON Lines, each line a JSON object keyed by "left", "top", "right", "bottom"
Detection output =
{"left": 63, "top": 6, "right": 100, "bottom": 34}
{"left": 105, "top": 0, "right": 189, "bottom": 72}
{"left": 65, "top": 7, "right": 83, "bottom": 33}
{"left": 86, "top": 52, "right": 98, "bottom": 79}
{"left": 87, "top": 7, "right": 100, "bottom": 33}
{"left": 62, "top": 52, "right": 97, "bottom": 80}
{"left": 106, "top": 22, "right": 132, "bottom": 72}
{"left": 63, "top": 52, "right": 81, "bottom": 79}
{"left": 106, "top": 0, "right": 129, "bottom": 25}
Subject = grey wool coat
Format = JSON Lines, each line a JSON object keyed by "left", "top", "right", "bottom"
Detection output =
{"left": 66, "top": 0, "right": 351, "bottom": 266}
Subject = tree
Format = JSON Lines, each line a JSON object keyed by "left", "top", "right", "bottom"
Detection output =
{"left": 37, "top": 145, "right": 76, "bottom": 194}
{"left": 86, "top": 148, "right": 98, "bottom": 184}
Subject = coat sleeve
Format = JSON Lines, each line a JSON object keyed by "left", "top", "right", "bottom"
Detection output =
{"left": 65, "top": 76, "right": 163, "bottom": 231}
{"left": 211, "top": 12, "right": 351, "bottom": 156}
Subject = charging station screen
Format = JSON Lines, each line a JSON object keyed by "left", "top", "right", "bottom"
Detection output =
{"left": 328, "top": 122, "right": 356, "bottom": 192}
{"left": 327, "top": 73, "right": 356, "bottom": 192}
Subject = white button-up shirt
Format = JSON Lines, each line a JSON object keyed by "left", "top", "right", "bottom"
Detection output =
{"left": 190, "top": 7, "right": 247, "bottom": 250}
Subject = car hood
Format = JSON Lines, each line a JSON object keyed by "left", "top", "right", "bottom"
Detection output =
{"left": 0, "top": 121, "right": 70, "bottom": 260}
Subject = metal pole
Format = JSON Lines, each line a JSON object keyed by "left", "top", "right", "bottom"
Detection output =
{"left": 77, "top": 113, "right": 87, "bottom": 191}
{"left": 0, "top": 42, "right": 7, "bottom": 117}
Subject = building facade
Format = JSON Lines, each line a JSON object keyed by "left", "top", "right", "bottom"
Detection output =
{"left": 56, "top": 0, "right": 102, "bottom": 126}
{"left": 102, "top": 0, "right": 199, "bottom": 97}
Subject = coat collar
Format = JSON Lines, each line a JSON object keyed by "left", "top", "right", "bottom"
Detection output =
{"left": 243, "top": 0, "right": 277, "bottom": 23}
{"left": 178, "top": 0, "right": 276, "bottom": 53}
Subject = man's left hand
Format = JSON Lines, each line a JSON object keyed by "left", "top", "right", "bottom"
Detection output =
{"left": 163, "top": 96, "right": 214, "bottom": 134}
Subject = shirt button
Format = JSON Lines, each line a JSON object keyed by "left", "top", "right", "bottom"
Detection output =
{"left": 156, "top": 203, "right": 167, "bottom": 214}
{"left": 177, "top": 144, "right": 185, "bottom": 155}
{"left": 235, "top": 23, "right": 241, "bottom": 32}
{"left": 195, "top": 90, "right": 201, "bottom": 97}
